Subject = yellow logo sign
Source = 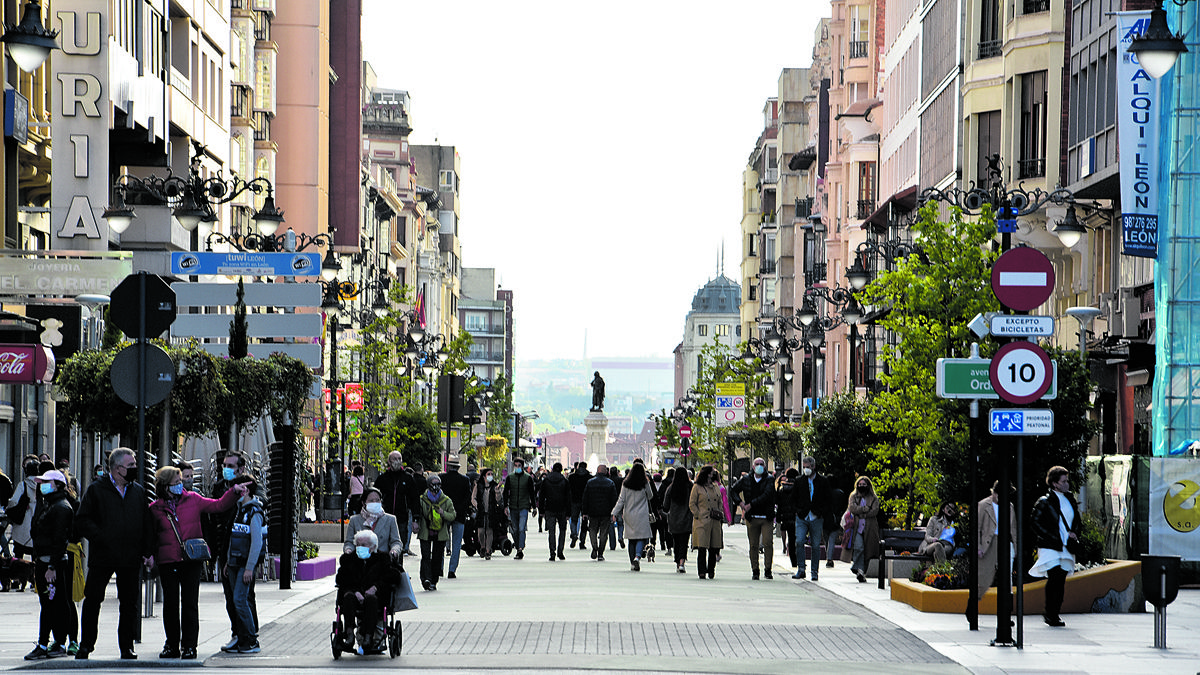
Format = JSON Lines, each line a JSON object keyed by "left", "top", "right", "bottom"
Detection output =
{"left": 716, "top": 383, "right": 745, "bottom": 396}
{"left": 1163, "top": 480, "right": 1200, "bottom": 533}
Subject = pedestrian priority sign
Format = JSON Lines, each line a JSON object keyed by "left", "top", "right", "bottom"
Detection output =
{"left": 989, "top": 409, "right": 1054, "bottom": 436}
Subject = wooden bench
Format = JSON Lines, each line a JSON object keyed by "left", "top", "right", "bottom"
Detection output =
{"left": 877, "top": 529, "right": 934, "bottom": 589}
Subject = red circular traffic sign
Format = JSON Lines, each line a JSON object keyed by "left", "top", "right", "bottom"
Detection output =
{"left": 991, "top": 247, "right": 1055, "bottom": 312}
{"left": 989, "top": 341, "right": 1052, "bottom": 404}
{"left": 678, "top": 425, "right": 692, "bottom": 438}
{"left": 657, "top": 436, "right": 669, "bottom": 447}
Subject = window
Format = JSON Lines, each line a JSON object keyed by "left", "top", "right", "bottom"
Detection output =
{"left": 439, "top": 170, "right": 457, "bottom": 192}
{"left": 849, "top": 5, "right": 869, "bottom": 58}
{"left": 976, "top": 110, "right": 1001, "bottom": 184}
{"left": 748, "top": 284, "right": 757, "bottom": 301}
{"left": 715, "top": 325, "right": 730, "bottom": 337}
{"left": 979, "top": 0, "right": 1001, "bottom": 59}
{"left": 748, "top": 234, "right": 757, "bottom": 256}
{"left": 857, "top": 162, "right": 877, "bottom": 219}
{"left": 1019, "top": 71, "right": 1047, "bottom": 179}
{"left": 697, "top": 324, "right": 708, "bottom": 337}
{"left": 464, "top": 312, "right": 487, "bottom": 332}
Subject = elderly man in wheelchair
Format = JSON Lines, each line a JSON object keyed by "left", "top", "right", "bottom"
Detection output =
{"left": 335, "top": 530, "right": 401, "bottom": 653}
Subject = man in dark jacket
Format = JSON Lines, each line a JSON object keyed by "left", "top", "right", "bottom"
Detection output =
{"left": 730, "top": 457, "right": 777, "bottom": 580}
{"left": 791, "top": 455, "right": 831, "bottom": 581}
{"left": 74, "top": 448, "right": 152, "bottom": 660}
{"left": 538, "top": 463, "right": 571, "bottom": 561}
{"left": 567, "top": 462, "right": 591, "bottom": 550}
{"left": 581, "top": 465, "right": 617, "bottom": 560}
{"left": 502, "top": 458, "right": 535, "bottom": 559}
{"left": 438, "top": 460, "right": 471, "bottom": 579}
{"left": 373, "top": 452, "right": 417, "bottom": 554}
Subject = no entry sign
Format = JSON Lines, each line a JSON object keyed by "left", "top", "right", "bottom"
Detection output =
{"left": 991, "top": 247, "right": 1055, "bottom": 312}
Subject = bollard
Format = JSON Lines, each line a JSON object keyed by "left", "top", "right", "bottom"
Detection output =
{"left": 1140, "top": 554, "right": 1180, "bottom": 649}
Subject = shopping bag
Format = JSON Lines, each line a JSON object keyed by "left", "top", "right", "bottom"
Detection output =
{"left": 393, "top": 571, "right": 419, "bottom": 612}
{"left": 67, "top": 542, "right": 86, "bottom": 603}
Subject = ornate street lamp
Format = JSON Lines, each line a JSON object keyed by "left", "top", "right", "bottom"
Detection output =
{"left": 1128, "top": 0, "right": 1190, "bottom": 79}
{"left": 1, "top": 1, "right": 57, "bottom": 72}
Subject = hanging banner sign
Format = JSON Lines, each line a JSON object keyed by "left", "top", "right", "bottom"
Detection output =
{"left": 1116, "top": 11, "right": 1162, "bottom": 259}
{"left": 1149, "top": 457, "right": 1200, "bottom": 561}
{"left": 344, "top": 383, "right": 364, "bottom": 411}
{"left": 0, "top": 344, "right": 55, "bottom": 384}
{"left": 171, "top": 251, "right": 321, "bottom": 277}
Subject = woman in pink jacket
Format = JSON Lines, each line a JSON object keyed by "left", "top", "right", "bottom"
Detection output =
{"left": 149, "top": 466, "right": 245, "bottom": 660}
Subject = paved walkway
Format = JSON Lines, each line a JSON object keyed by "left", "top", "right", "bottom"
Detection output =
{"left": 2, "top": 527, "right": 1197, "bottom": 673}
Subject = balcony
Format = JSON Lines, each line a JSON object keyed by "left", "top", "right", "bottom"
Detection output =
{"left": 804, "top": 263, "right": 827, "bottom": 286}
{"left": 762, "top": 168, "right": 779, "bottom": 184}
{"left": 760, "top": 260, "right": 777, "bottom": 276}
{"left": 795, "top": 197, "right": 813, "bottom": 220}
{"left": 1017, "top": 158, "right": 1045, "bottom": 179}
{"left": 253, "top": 11, "right": 271, "bottom": 41}
{"left": 363, "top": 103, "right": 412, "bottom": 136}
{"left": 231, "top": 85, "right": 251, "bottom": 120}
{"left": 849, "top": 41, "right": 868, "bottom": 59}
{"left": 253, "top": 111, "right": 271, "bottom": 142}
{"left": 856, "top": 199, "right": 876, "bottom": 220}
{"left": 978, "top": 40, "right": 1002, "bottom": 59}
{"left": 1023, "top": 0, "right": 1049, "bottom": 13}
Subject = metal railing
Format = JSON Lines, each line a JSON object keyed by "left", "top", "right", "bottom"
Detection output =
{"left": 978, "top": 40, "right": 1002, "bottom": 59}
{"left": 760, "top": 260, "right": 777, "bottom": 275}
{"left": 804, "top": 263, "right": 827, "bottom": 286}
{"left": 1017, "top": 157, "right": 1045, "bottom": 179}
{"left": 253, "top": 111, "right": 271, "bottom": 142}
{"left": 253, "top": 11, "right": 271, "bottom": 41}
{"left": 856, "top": 199, "right": 876, "bottom": 220}
{"left": 849, "top": 41, "right": 868, "bottom": 59}
{"left": 762, "top": 168, "right": 779, "bottom": 184}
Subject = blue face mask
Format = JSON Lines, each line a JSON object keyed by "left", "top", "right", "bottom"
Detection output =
{"left": 754, "top": 465, "right": 765, "bottom": 476}
{"left": 355, "top": 546, "right": 371, "bottom": 560}
{"left": 222, "top": 467, "right": 237, "bottom": 481}
{"left": 39, "top": 483, "right": 54, "bottom": 495}
{"left": 168, "top": 484, "right": 185, "bottom": 496}
{"left": 514, "top": 467, "right": 523, "bottom": 475}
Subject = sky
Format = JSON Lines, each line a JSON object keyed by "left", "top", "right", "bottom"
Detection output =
{"left": 362, "top": 1, "right": 827, "bottom": 361}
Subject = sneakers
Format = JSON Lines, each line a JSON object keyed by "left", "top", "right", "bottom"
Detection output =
{"left": 826, "top": 560, "right": 835, "bottom": 568}
{"left": 46, "top": 643, "right": 67, "bottom": 659}
{"left": 159, "top": 644, "right": 181, "bottom": 659}
{"left": 632, "top": 559, "right": 640, "bottom": 572}
{"left": 677, "top": 563, "right": 685, "bottom": 573}
{"left": 237, "top": 642, "right": 261, "bottom": 654}
{"left": 448, "top": 571, "right": 457, "bottom": 579}
{"left": 792, "top": 570, "right": 806, "bottom": 579}
{"left": 597, "top": 554, "right": 605, "bottom": 562}
{"left": 24, "top": 646, "right": 49, "bottom": 661}
{"left": 66, "top": 641, "right": 79, "bottom": 656}
{"left": 222, "top": 637, "right": 239, "bottom": 652}
{"left": 515, "top": 549, "right": 524, "bottom": 560}
{"left": 856, "top": 571, "right": 867, "bottom": 583}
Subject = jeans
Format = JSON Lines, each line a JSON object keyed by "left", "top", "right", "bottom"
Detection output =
{"left": 229, "top": 566, "right": 257, "bottom": 647}
{"left": 795, "top": 516, "right": 824, "bottom": 575}
{"left": 79, "top": 563, "right": 140, "bottom": 652}
{"left": 447, "top": 522, "right": 465, "bottom": 573}
{"left": 611, "top": 516, "right": 624, "bottom": 549}
{"left": 587, "top": 516, "right": 610, "bottom": 553}
{"left": 221, "top": 556, "right": 257, "bottom": 641}
{"left": 159, "top": 560, "right": 204, "bottom": 649}
{"left": 569, "top": 503, "right": 583, "bottom": 539}
{"left": 509, "top": 508, "right": 529, "bottom": 550}
{"left": 825, "top": 527, "right": 840, "bottom": 561}
{"left": 745, "top": 517, "right": 774, "bottom": 573}
{"left": 628, "top": 539, "right": 647, "bottom": 563}
{"left": 546, "top": 512, "right": 567, "bottom": 555}
{"left": 401, "top": 512, "right": 413, "bottom": 552}
{"left": 852, "top": 532, "right": 867, "bottom": 573}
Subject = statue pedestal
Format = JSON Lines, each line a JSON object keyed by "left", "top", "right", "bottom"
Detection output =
{"left": 584, "top": 412, "right": 609, "bottom": 466}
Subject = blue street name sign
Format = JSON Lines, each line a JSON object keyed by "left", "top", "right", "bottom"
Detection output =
{"left": 989, "top": 409, "right": 1054, "bottom": 436}
{"left": 171, "top": 251, "right": 321, "bottom": 277}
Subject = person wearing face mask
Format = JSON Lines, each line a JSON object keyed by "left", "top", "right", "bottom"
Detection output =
{"left": 205, "top": 452, "right": 255, "bottom": 654}
{"left": 173, "top": 461, "right": 196, "bottom": 493}
{"left": 343, "top": 488, "right": 403, "bottom": 560}
{"left": 24, "top": 470, "right": 76, "bottom": 660}
{"left": 417, "top": 475, "right": 456, "bottom": 590}
{"left": 840, "top": 475, "right": 880, "bottom": 583}
{"left": 222, "top": 476, "right": 266, "bottom": 654}
{"left": 471, "top": 468, "right": 502, "bottom": 559}
{"left": 372, "top": 452, "right": 417, "bottom": 556}
{"left": 6, "top": 457, "right": 42, "bottom": 561}
{"left": 730, "top": 458, "right": 777, "bottom": 580}
{"left": 502, "top": 458, "right": 535, "bottom": 559}
{"left": 334, "top": 530, "right": 399, "bottom": 652}
{"left": 148, "top": 466, "right": 245, "bottom": 660}
{"left": 438, "top": 460, "right": 471, "bottom": 579}
{"left": 791, "top": 456, "right": 831, "bottom": 581}
{"left": 74, "top": 448, "right": 154, "bottom": 660}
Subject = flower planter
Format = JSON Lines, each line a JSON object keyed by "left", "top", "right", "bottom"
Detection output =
{"left": 890, "top": 559, "right": 1142, "bottom": 614}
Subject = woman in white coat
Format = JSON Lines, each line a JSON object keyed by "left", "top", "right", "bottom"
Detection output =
{"left": 612, "top": 463, "right": 654, "bottom": 571}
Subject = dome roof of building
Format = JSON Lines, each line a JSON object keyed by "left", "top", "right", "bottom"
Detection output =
{"left": 690, "top": 275, "right": 741, "bottom": 314}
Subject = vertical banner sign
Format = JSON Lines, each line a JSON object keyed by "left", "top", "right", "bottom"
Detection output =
{"left": 1148, "top": 457, "right": 1200, "bottom": 561}
{"left": 51, "top": 5, "right": 109, "bottom": 250}
{"left": 1116, "top": 11, "right": 1161, "bottom": 259}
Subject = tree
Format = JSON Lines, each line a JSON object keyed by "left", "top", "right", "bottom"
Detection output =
{"left": 687, "top": 339, "right": 771, "bottom": 466}
{"left": 228, "top": 277, "right": 248, "bottom": 359}
{"left": 802, "top": 390, "right": 875, "bottom": 492}
{"left": 857, "top": 202, "right": 1000, "bottom": 527}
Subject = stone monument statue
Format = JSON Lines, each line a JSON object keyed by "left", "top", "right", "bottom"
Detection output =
{"left": 590, "top": 371, "right": 605, "bottom": 412}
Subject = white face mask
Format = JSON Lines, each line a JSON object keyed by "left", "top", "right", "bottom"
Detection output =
{"left": 486, "top": 475, "right": 493, "bottom": 483}
{"left": 802, "top": 467, "right": 813, "bottom": 477}
{"left": 365, "top": 502, "right": 384, "bottom": 515}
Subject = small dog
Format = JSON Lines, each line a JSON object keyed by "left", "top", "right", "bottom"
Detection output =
{"left": 0, "top": 557, "right": 35, "bottom": 592}
{"left": 642, "top": 543, "right": 655, "bottom": 563}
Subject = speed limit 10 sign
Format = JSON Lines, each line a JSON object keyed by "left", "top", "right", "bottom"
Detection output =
{"left": 989, "top": 341, "right": 1053, "bottom": 404}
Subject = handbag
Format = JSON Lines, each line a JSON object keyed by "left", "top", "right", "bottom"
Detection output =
{"left": 393, "top": 571, "right": 419, "bottom": 612}
{"left": 168, "top": 513, "right": 212, "bottom": 562}
{"left": 1059, "top": 510, "right": 1081, "bottom": 556}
